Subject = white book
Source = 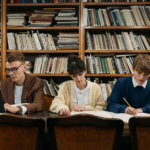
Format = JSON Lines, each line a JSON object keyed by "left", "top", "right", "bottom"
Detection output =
{"left": 33, "top": 33, "right": 42, "bottom": 50}
{"left": 100, "top": 84, "right": 107, "bottom": 101}
{"left": 71, "top": 111, "right": 150, "bottom": 124}
{"left": 83, "top": 8, "right": 88, "bottom": 26}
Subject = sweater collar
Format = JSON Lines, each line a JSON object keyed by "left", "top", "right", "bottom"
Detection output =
{"left": 132, "top": 76, "right": 147, "bottom": 89}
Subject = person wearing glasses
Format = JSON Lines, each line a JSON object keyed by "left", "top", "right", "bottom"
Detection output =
{"left": 1, "top": 52, "right": 44, "bottom": 114}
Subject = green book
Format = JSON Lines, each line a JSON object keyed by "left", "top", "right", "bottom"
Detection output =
{"left": 100, "top": 58, "right": 106, "bottom": 74}
{"left": 96, "top": 10, "right": 101, "bottom": 26}
{"left": 120, "top": 10, "right": 127, "bottom": 26}
{"left": 104, "top": 58, "right": 110, "bottom": 74}
{"left": 101, "top": 10, "right": 107, "bottom": 26}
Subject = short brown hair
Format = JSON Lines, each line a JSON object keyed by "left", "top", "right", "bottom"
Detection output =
{"left": 6, "top": 52, "right": 25, "bottom": 63}
{"left": 133, "top": 54, "right": 150, "bottom": 74}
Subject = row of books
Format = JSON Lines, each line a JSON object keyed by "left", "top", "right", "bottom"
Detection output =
{"left": 43, "top": 78, "right": 59, "bottom": 96}
{"left": 7, "top": 8, "right": 78, "bottom": 27}
{"left": 86, "top": 31, "right": 150, "bottom": 50}
{"left": 11, "top": 0, "right": 77, "bottom": 3}
{"left": 87, "top": 77, "right": 117, "bottom": 100}
{"left": 84, "top": 0, "right": 150, "bottom": 2}
{"left": 7, "top": 31, "right": 57, "bottom": 50}
{"left": 83, "top": 6, "right": 150, "bottom": 26}
{"left": 33, "top": 55, "right": 68, "bottom": 74}
{"left": 85, "top": 54, "right": 136, "bottom": 74}
{"left": 7, "top": 31, "right": 79, "bottom": 50}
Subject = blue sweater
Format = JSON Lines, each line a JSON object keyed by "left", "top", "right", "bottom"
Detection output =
{"left": 107, "top": 76, "right": 150, "bottom": 113}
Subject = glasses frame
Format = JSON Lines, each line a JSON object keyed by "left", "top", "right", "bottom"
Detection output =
{"left": 4, "top": 64, "right": 23, "bottom": 74}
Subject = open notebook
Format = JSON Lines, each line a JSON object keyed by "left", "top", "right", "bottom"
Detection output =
{"left": 71, "top": 111, "right": 150, "bottom": 123}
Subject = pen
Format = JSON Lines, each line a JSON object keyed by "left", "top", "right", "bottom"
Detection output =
{"left": 123, "top": 97, "right": 132, "bottom": 108}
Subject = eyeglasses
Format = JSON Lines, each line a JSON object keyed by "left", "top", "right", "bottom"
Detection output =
{"left": 4, "top": 64, "right": 23, "bottom": 74}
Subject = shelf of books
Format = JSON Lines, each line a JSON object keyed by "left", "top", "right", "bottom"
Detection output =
{"left": 1, "top": 0, "right": 150, "bottom": 96}
{"left": 81, "top": 0, "right": 150, "bottom": 79}
{"left": 3, "top": 0, "right": 80, "bottom": 82}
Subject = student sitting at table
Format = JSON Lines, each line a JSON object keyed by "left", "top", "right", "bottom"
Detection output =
{"left": 50, "top": 55, "right": 106, "bottom": 116}
{"left": 107, "top": 54, "right": 150, "bottom": 115}
{"left": 1, "top": 52, "right": 44, "bottom": 114}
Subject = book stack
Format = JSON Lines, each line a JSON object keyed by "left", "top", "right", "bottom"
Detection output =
{"left": 85, "top": 0, "right": 150, "bottom": 2}
{"left": 85, "top": 54, "right": 136, "bottom": 74}
{"left": 27, "top": 9, "right": 58, "bottom": 27}
{"left": 84, "top": 6, "right": 150, "bottom": 26}
{"left": 25, "top": 61, "right": 33, "bottom": 73}
{"left": 7, "top": 14, "right": 27, "bottom": 27}
{"left": 54, "top": 8, "right": 78, "bottom": 26}
{"left": 0, "top": 32, "right": 1, "bottom": 50}
{"left": 86, "top": 31, "right": 150, "bottom": 50}
{"left": 43, "top": 78, "right": 59, "bottom": 96}
{"left": 7, "top": 31, "right": 56, "bottom": 50}
{"left": 11, "top": 0, "right": 78, "bottom": 3}
{"left": 33, "top": 55, "right": 68, "bottom": 74}
{"left": 57, "top": 32, "right": 79, "bottom": 50}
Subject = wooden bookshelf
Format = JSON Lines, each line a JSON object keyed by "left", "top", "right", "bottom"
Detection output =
{"left": 85, "top": 50, "right": 150, "bottom": 53}
{"left": 84, "top": 2, "right": 150, "bottom": 5}
{"left": 6, "top": 50, "right": 79, "bottom": 53}
{"left": 84, "top": 26, "right": 150, "bottom": 30}
{"left": 7, "top": 3, "right": 80, "bottom": 6}
{"left": 7, "top": 26, "right": 79, "bottom": 30}
{"left": 1, "top": 0, "right": 150, "bottom": 81}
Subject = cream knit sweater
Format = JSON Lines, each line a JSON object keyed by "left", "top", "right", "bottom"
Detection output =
{"left": 50, "top": 80, "right": 106, "bottom": 113}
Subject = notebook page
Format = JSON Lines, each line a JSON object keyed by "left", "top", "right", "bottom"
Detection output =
{"left": 71, "top": 111, "right": 113, "bottom": 118}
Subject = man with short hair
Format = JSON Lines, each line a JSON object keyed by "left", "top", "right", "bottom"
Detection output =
{"left": 1, "top": 52, "right": 44, "bottom": 114}
{"left": 107, "top": 54, "right": 150, "bottom": 115}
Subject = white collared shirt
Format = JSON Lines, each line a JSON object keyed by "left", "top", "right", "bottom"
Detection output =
{"left": 74, "top": 80, "right": 90, "bottom": 106}
{"left": 14, "top": 84, "right": 27, "bottom": 114}
{"left": 132, "top": 76, "right": 147, "bottom": 88}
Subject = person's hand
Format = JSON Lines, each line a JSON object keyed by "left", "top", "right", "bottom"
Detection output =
{"left": 71, "top": 105, "right": 85, "bottom": 112}
{"left": 135, "top": 108, "right": 143, "bottom": 113}
{"left": 4, "top": 103, "right": 22, "bottom": 113}
{"left": 125, "top": 107, "right": 136, "bottom": 115}
{"left": 59, "top": 108, "right": 70, "bottom": 116}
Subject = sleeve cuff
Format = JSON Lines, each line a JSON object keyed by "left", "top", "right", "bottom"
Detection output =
{"left": 19, "top": 106, "right": 27, "bottom": 114}
{"left": 141, "top": 107, "right": 147, "bottom": 113}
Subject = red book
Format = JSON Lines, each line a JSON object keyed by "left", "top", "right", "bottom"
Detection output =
{"left": 15, "top": 0, "right": 21, "bottom": 3}
{"left": 67, "top": 0, "right": 72, "bottom": 2}
{"left": 30, "top": 18, "right": 53, "bottom": 21}
{"left": 54, "top": 0, "right": 58, "bottom": 3}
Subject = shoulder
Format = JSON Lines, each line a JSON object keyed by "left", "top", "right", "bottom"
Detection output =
{"left": 26, "top": 74, "right": 44, "bottom": 87}
{"left": 1, "top": 78, "right": 11, "bottom": 86}
{"left": 117, "top": 76, "right": 132, "bottom": 84}
{"left": 89, "top": 81, "right": 101, "bottom": 90}
{"left": 60, "top": 80, "right": 73, "bottom": 88}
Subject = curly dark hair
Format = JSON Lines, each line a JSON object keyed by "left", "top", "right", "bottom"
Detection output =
{"left": 67, "top": 54, "right": 86, "bottom": 75}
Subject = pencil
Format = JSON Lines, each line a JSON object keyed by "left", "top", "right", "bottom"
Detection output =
{"left": 123, "top": 97, "right": 132, "bottom": 108}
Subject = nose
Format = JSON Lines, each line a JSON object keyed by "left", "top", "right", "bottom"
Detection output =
{"left": 140, "top": 74, "right": 144, "bottom": 79}
{"left": 76, "top": 75, "right": 80, "bottom": 81}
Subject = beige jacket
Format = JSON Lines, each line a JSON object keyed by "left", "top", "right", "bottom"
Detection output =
{"left": 50, "top": 80, "right": 106, "bottom": 113}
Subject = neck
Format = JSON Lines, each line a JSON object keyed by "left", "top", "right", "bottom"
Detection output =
{"left": 75, "top": 80, "right": 87, "bottom": 90}
{"left": 16, "top": 73, "right": 25, "bottom": 86}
